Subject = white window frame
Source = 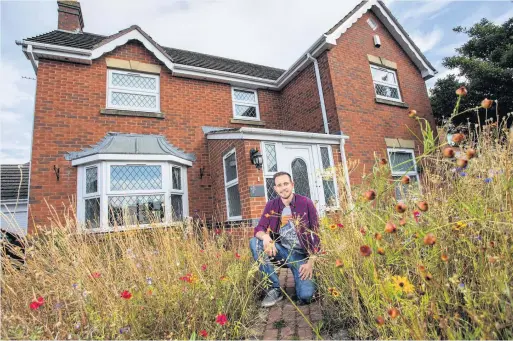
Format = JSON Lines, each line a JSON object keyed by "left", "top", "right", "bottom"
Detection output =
{"left": 106, "top": 69, "right": 160, "bottom": 113}
{"left": 77, "top": 161, "right": 188, "bottom": 233}
{"left": 261, "top": 142, "right": 279, "bottom": 201}
{"left": 83, "top": 165, "right": 101, "bottom": 229}
{"left": 370, "top": 65, "right": 402, "bottom": 102}
{"left": 387, "top": 148, "right": 420, "bottom": 200}
{"left": 223, "top": 149, "right": 242, "bottom": 220}
{"left": 231, "top": 87, "right": 260, "bottom": 121}
{"left": 318, "top": 145, "right": 340, "bottom": 209}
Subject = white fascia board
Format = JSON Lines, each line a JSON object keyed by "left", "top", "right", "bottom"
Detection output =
{"left": 91, "top": 30, "right": 175, "bottom": 72}
{"left": 31, "top": 48, "right": 92, "bottom": 65}
{"left": 71, "top": 154, "right": 193, "bottom": 167}
{"left": 21, "top": 40, "right": 92, "bottom": 56}
{"left": 325, "top": 0, "right": 376, "bottom": 42}
{"left": 173, "top": 64, "right": 277, "bottom": 89}
{"left": 372, "top": 2, "right": 436, "bottom": 79}
{"left": 207, "top": 127, "right": 348, "bottom": 145}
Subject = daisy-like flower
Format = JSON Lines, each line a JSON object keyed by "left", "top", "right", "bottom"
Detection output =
{"left": 335, "top": 259, "right": 343, "bottom": 268}
{"left": 423, "top": 233, "right": 436, "bottom": 246}
{"left": 328, "top": 224, "right": 337, "bottom": 230}
{"left": 216, "top": 313, "right": 228, "bottom": 326}
{"left": 453, "top": 221, "right": 467, "bottom": 231}
{"left": 359, "top": 245, "right": 372, "bottom": 257}
{"left": 377, "top": 248, "right": 385, "bottom": 255}
{"left": 375, "top": 232, "right": 382, "bottom": 240}
{"left": 441, "top": 254, "right": 449, "bottom": 262}
{"left": 387, "top": 307, "right": 400, "bottom": 319}
{"left": 391, "top": 276, "right": 415, "bottom": 294}
{"left": 328, "top": 287, "right": 340, "bottom": 297}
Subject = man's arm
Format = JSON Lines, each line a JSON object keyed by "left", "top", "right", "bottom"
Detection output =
{"left": 254, "top": 201, "right": 277, "bottom": 256}
{"left": 306, "top": 198, "right": 320, "bottom": 255}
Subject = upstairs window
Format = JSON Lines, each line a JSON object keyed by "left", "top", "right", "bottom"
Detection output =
{"left": 107, "top": 69, "right": 160, "bottom": 112}
{"left": 232, "top": 88, "right": 260, "bottom": 121}
{"left": 370, "top": 65, "right": 402, "bottom": 102}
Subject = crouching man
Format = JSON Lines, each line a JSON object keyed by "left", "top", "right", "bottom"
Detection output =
{"left": 249, "top": 171, "right": 320, "bottom": 307}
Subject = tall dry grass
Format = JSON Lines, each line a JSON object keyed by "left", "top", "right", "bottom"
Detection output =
{"left": 316, "top": 97, "right": 513, "bottom": 339}
{"left": 2, "top": 220, "right": 265, "bottom": 340}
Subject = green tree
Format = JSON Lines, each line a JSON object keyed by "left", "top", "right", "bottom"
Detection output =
{"left": 430, "top": 18, "right": 513, "bottom": 126}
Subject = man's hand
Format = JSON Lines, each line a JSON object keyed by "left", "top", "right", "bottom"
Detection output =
{"left": 299, "top": 259, "right": 314, "bottom": 280}
{"left": 263, "top": 235, "right": 277, "bottom": 257}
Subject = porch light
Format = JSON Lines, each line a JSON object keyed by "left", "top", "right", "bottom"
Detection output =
{"left": 249, "top": 148, "right": 263, "bottom": 170}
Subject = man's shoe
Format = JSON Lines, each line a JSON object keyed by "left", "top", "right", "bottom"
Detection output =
{"left": 261, "top": 288, "right": 283, "bottom": 308}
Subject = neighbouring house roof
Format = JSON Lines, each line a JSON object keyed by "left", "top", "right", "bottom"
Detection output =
{"left": 1, "top": 163, "right": 30, "bottom": 202}
{"left": 24, "top": 29, "right": 285, "bottom": 81}
{"left": 64, "top": 132, "right": 196, "bottom": 162}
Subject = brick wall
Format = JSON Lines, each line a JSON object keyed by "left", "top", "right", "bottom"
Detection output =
{"left": 327, "top": 11, "right": 436, "bottom": 185}
{"left": 28, "top": 40, "right": 282, "bottom": 232}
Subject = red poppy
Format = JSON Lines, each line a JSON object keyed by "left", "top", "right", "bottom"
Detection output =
{"left": 215, "top": 229, "right": 222, "bottom": 235}
{"left": 29, "top": 302, "right": 41, "bottom": 310}
{"left": 179, "top": 274, "right": 194, "bottom": 283}
{"left": 235, "top": 252, "right": 241, "bottom": 259}
{"left": 120, "top": 290, "right": 132, "bottom": 299}
{"left": 90, "top": 272, "right": 101, "bottom": 279}
{"left": 201, "top": 264, "right": 207, "bottom": 271}
{"left": 359, "top": 245, "right": 372, "bottom": 257}
{"left": 199, "top": 330, "right": 208, "bottom": 338}
{"left": 36, "top": 296, "right": 44, "bottom": 304}
{"left": 216, "top": 313, "right": 228, "bottom": 326}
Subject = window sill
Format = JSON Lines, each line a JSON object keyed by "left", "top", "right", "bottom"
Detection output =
{"left": 375, "top": 98, "right": 409, "bottom": 108}
{"left": 100, "top": 108, "right": 164, "bottom": 119}
{"left": 230, "top": 118, "right": 265, "bottom": 126}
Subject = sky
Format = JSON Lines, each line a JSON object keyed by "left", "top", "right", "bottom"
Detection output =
{"left": 1, "top": 0, "right": 512, "bottom": 165}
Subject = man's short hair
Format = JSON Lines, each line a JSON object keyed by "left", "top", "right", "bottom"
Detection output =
{"left": 273, "top": 171, "right": 292, "bottom": 185}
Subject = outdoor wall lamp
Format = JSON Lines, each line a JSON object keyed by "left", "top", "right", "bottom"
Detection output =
{"left": 249, "top": 148, "right": 263, "bottom": 170}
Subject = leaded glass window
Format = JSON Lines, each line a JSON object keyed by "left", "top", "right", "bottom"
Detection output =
{"left": 291, "top": 158, "right": 311, "bottom": 198}
{"left": 108, "top": 195, "right": 165, "bottom": 226}
{"left": 370, "top": 65, "right": 401, "bottom": 101}
{"left": 387, "top": 148, "right": 420, "bottom": 201}
{"left": 86, "top": 167, "right": 98, "bottom": 194}
{"left": 223, "top": 150, "right": 241, "bottom": 219}
{"left": 265, "top": 177, "right": 279, "bottom": 201}
{"left": 85, "top": 198, "right": 100, "bottom": 229}
{"left": 320, "top": 147, "right": 337, "bottom": 207}
{"left": 110, "top": 165, "right": 162, "bottom": 191}
{"left": 107, "top": 70, "right": 160, "bottom": 112}
{"left": 232, "top": 88, "right": 259, "bottom": 120}
{"left": 172, "top": 167, "right": 181, "bottom": 190}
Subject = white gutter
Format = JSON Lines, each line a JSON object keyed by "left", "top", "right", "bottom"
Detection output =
{"left": 306, "top": 53, "right": 329, "bottom": 134}
{"left": 339, "top": 138, "right": 354, "bottom": 210}
{"left": 26, "top": 45, "right": 38, "bottom": 74}
{"left": 16, "top": 40, "right": 92, "bottom": 56}
{"left": 206, "top": 127, "right": 348, "bottom": 144}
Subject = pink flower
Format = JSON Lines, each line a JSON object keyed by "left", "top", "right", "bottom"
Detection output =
{"left": 199, "top": 330, "right": 208, "bottom": 338}
{"left": 337, "top": 223, "right": 344, "bottom": 228}
{"left": 201, "top": 264, "right": 207, "bottom": 271}
{"left": 413, "top": 211, "right": 421, "bottom": 223}
{"left": 216, "top": 313, "right": 228, "bottom": 326}
{"left": 90, "top": 272, "right": 101, "bottom": 279}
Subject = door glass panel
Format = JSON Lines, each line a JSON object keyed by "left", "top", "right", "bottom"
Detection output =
{"left": 291, "top": 158, "right": 311, "bottom": 198}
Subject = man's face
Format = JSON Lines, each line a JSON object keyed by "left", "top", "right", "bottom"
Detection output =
{"left": 274, "top": 174, "right": 294, "bottom": 200}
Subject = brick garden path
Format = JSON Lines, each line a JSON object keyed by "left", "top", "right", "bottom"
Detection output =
{"left": 248, "top": 268, "right": 323, "bottom": 340}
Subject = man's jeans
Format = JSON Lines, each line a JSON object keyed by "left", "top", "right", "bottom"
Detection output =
{"left": 249, "top": 237, "right": 316, "bottom": 302}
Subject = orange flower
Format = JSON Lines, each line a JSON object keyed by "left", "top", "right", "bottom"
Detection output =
{"left": 455, "top": 86, "right": 467, "bottom": 96}
{"left": 379, "top": 158, "right": 388, "bottom": 166}
{"left": 441, "top": 254, "right": 449, "bottom": 262}
{"left": 466, "top": 148, "right": 476, "bottom": 159}
{"left": 335, "top": 259, "right": 343, "bottom": 268}
{"left": 401, "top": 175, "right": 410, "bottom": 185}
{"left": 374, "top": 232, "right": 382, "bottom": 240}
{"left": 423, "top": 233, "right": 436, "bottom": 246}
{"left": 456, "top": 158, "right": 468, "bottom": 168}
{"left": 418, "top": 264, "right": 426, "bottom": 272}
{"left": 408, "top": 109, "right": 417, "bottom": 118}
{"left": 442, "top": 147, "right": 455, "bottom": 158}
{"left": 399, "top": 218, "right": 407, "bottom": 226}
{"left": 364, "top": 190, "right": 376, "bottom": 201}
{"left": 360, "top": 245, "right": 372, "bottom": 257}
{"left": 452, "top": 133, "right": 465, "bottom": 144}
{"left": 328, "top": 224, "right": 337, "bottom": 230}
{"left": 395, "top": 203, "right": 407, "bottom": 213}
{"left": 360, "top": 227, "right": 367, "bottom": 236}
{"left": 377, "top": 247, "right": 385, "bottom": 255}
{"left": 376, "top": 316, "right": 385, "bottom": 326}
{"left": 481, "top": 98, "right": 493, "bottom": 109}
{"left": 387, "top": 307, "right": 400, "bottom": 319}
{"left": 417, "top": 201, "right": 429, "bottom": 212}
{"left": 384, "top": 222, "right": 397, "bottom": 233}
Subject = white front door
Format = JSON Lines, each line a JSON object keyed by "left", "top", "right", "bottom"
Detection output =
{"left": 281, "top": 144, "right": 318, "bottom": 203}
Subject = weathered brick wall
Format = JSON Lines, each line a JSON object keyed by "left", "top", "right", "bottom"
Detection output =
{"left": 327, "top": 11, "right": 436, "bottom": 185}
{"left": 28, "top": 40, "right": 282, "bottom": 232}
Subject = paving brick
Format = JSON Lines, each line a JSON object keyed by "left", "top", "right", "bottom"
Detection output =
{"left": 263, "top": 329, "right": 279, "bottom": 340}
{"left": 297, "top": 327, "right": 313, "bottom": 340}
{"left": 279, "top": 326, "right": 295, "bottom": 339}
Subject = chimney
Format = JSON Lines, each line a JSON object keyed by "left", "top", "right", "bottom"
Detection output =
{"left": 57, "top": 1, "right": 84, "bottom": 32}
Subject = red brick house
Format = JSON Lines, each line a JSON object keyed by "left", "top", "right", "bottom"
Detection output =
{"left": 17, "top": 0, "right": 436, "bottom": 233}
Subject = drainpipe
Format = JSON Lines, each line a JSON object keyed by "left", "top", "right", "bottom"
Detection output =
{"left": 306, "top": 53, "right": 329, "bottom": 134}
{"left": 339, "top": 138, "right": 354, "bottom": 210}
{"left": 25, "top": 43, "right": 38, "bottom": 74}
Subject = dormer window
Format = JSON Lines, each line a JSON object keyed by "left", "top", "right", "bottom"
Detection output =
{"left": 232, "top": 88, "right": 260, "bottom": 121}
{"left": 107, "top": 69, "right": 160, "bottom": 112}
